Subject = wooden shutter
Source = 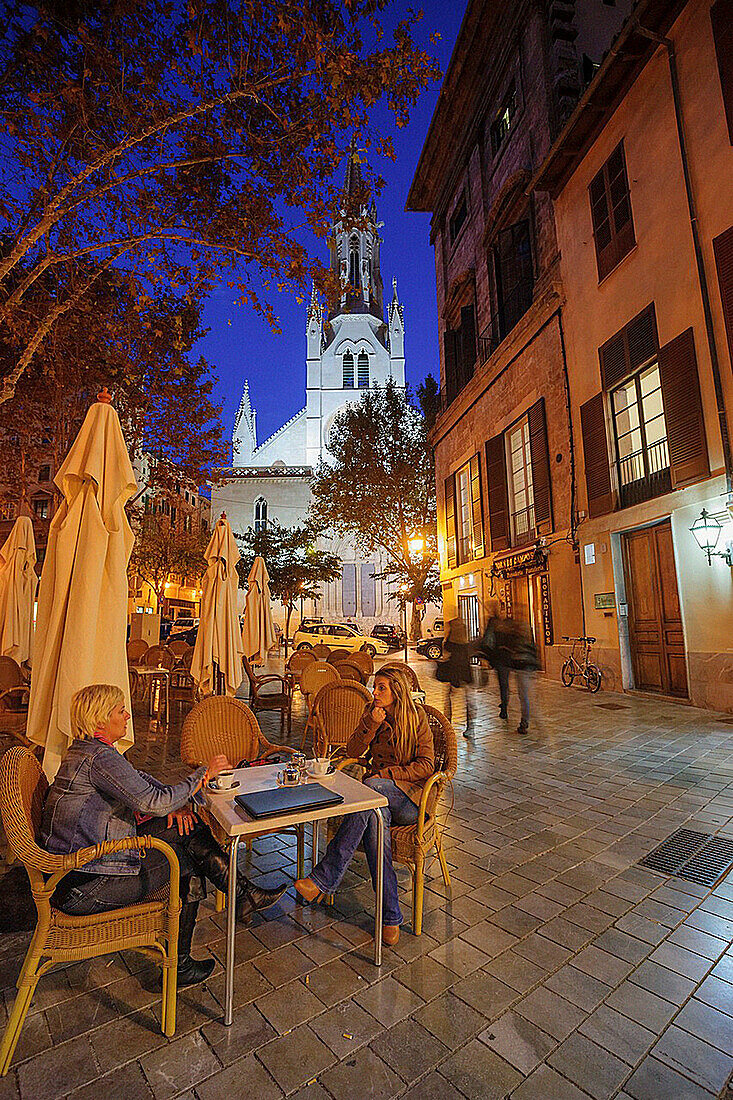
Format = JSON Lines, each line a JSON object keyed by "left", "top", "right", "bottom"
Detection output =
{"left": 589, "top": 142, "right": 635, "bottom": 281}
{"left": 711, "top": 0, "right": 733, "bottom": 144}
{"left": 485, "top": 433, "right": 510, "bottom": 551}
{"left": 443, "top": 328, "right": 458, "bottom": 401}
{"left": 444, "top": 475, "right": 457, "bottom": 568}
{"left": 599, "top": 303, "right": 658, "bottom": 389}
{"left": 460, "top": 305, "right": 477, "bottom": 381}
{"left": 713, "top": 224, "right": 733, "bottom": 366}
{"left": 529, "top": 398, "right": 552, "bottom": 528}
{"left": 469, "top": 453, "right": 484, "bottom": 557}
{"left": 580, "top": 393, "right": 614, "bottom": 517}
{"left": 658, "top": 327, "right": 709, "bottom": 487}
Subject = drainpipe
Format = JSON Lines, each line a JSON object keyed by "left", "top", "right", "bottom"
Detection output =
{"left": 637, "top": 24, "right": 733, "bottom": 496}
{"left": 557, "top": 309, "right": 587, "bottom": 637}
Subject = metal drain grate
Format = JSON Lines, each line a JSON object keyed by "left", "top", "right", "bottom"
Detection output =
{"left": 639, "top": 828, "right": 733, "bottom": 887}
{"left": 594, "top": 702, "right": 630, "bottom": 710}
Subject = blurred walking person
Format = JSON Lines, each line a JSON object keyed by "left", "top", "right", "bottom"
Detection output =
{"left": 509, "top": 619, "right": 540, "bottom": 733}
{"left": 438, "top": 617, "right": 476, "bottom": 739}
{"left": 479, "top": 608, "right": 513, "bottom": 720}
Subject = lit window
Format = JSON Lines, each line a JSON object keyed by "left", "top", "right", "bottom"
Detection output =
{"left": 343, "top": 352, "right": 354, "bottom": 389}
{"left": 506, "top": 417, "right": 535, "bottom": 543}
{"left": 357, "top": 352, "right": 369, "bottom": 388}
{"left": 254, "top": 497, "right": 268, "bottom": 532}
{"left": 38, "top": 465, "right": 50, "bottom": 482}
{"left": 490, "top": 83, "right": 517, "bottom": 155}
{"left": 612, "top": 363, "right": 669, "bottom": 489}
{"left": 456, "top": 464, "right": 472, "bottom": 563}
{"left": 33, "top": 498, "right": 49, "bottom": 520}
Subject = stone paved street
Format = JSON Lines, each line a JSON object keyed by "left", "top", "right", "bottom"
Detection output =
{"left": 0, "top": 657, "right": 732, "bottom": 1099}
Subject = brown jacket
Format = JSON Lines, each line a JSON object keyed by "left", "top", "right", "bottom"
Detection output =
{"left": 346, "top": 704, "right": 435, "bottom": 805}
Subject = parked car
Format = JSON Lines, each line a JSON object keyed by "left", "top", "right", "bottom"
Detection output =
{"left": 425, "top": 617, "right": 444, "bottom": 639}
{"left": 170, "top": 616, "right": 199, "bottom": 636}
{"left": 293, "top": 621, "right": 390, "bottom": 657}
{"left": 371, "top": 624, "right": 406, "bottom": 651}
{"left": 159, "top": 617, "right": 174, "bottom": 641}
{"left": 416, "top": 635, "right": 443, "bottom": 660}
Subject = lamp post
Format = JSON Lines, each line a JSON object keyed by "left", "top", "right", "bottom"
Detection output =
{"left": 399, "top": 582, "right": 410, "bottom": 663}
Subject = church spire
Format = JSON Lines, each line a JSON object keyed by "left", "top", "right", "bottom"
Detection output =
{"left": 329, "top": 141, "right": 384, "bottom": 322}
{"left": 232, "top": 379, "right": 257, "bottom": 465}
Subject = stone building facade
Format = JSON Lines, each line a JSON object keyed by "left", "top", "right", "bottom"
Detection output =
{"left": 407, "top": 0, "right": 631, "bottom": 677}
{"left": 532, "top": 0, "right": 733, "bottom": 710}
{"left": 214, "top": 152, "right": 413, "bottom": 632}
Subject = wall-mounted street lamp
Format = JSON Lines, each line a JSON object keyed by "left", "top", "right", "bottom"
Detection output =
{"left": 690, "top": 508, "right": 733, "bottom": 566}
{"left": 399, "top": 582, "right": 410, "bottom": 662}
{"left": 408, "top": 536, "right": 425, "bottom": 557}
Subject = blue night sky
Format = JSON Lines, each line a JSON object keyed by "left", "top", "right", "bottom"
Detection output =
{"left": 195, "top": 1, "right": 466, "bottom": 453}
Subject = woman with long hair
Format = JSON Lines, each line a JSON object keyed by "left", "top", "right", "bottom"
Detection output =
{"left": 294, "top": 666, "right": 434, "bottom": 946}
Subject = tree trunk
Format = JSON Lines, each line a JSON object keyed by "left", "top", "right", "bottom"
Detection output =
{"left": 410, "top": 603, "right": 423, "bottom": 641}
{"left": 284, "top": 602, "right": 292, "bottom": 659}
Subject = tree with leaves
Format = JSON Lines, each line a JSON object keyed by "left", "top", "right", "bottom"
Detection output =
{"left": 0, "top": 0, "right": 438, "bottom": 404}
{"left": 310, "top": 378, "right": 440, "bottom": 639}
{"left": 236, "top": 521, "right": 340, "bottom": 655}
{"left": 129, "top": 512, "right": 210, "bottom": 616}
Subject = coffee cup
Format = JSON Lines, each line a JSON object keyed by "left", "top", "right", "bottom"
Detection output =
{"left": 310, "top": 758, "right": 330, "bottom": 777}
{"left": 215, "top": 770, "right": 235, "bottom": 790}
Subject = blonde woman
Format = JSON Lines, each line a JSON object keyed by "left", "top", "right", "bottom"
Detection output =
{"left": 295, "top": 666, "right": 434, "bottom": 946}
{"left": 41, "top": 684, "right": 286, "bottom": 987}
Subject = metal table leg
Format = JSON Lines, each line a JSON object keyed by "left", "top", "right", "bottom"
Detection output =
{"left": 224, "top": 836, "right": 239, "bottom": 1026}
{"left": 374, "top": 808, "right": 383, "bottom": 967}
{"left": 312, "top": 819, "right": 320, "bottom": 870}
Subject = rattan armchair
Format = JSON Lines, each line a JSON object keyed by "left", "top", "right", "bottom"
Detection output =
{"left": 0, "top": 657, "right": 30, "bottom": 743}
{"left": 0, "top": 748, "right": 181, "bottom": 1074}
{"left": 298, "top": 661, "right": 340, "bottom": 750}
{"left": 327, "top": 648, "right": 351, "bottom": 664}
{"left": 242, "top": 656, "right": 292, "bottom": 734}
{"left": 335, "top": 661, "right": 367, "bottom": 685}
{"left": 312, "top": 680, "right": 372, "bottom": 758}
{"left": 167, "top": 638, "right": 192, "bottom": 660}
{"left": 285, "top": 650, "right": 316, "bottom": 692}
{"left": 126, "top": 639, "right": 149, "bottom": 664}
{"left": 347, "top": 650, "right": 374, "bottom": 679}
{"left": 381, "top": 661, "right": 421, "bottom": 691}
{"left": 335, "top": 704, "right": 457, "bottom": 935}
{"left": 180, "top": 697, "right": 304, "bottom": 908}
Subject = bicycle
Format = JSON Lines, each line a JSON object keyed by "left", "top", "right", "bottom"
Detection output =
{"left": 560, "top": 636, "right": 602, "bottom": 692}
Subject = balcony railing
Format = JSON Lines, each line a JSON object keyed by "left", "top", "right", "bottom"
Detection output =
{"left": 618, "top": 438, "right": 671, "bottom": 508}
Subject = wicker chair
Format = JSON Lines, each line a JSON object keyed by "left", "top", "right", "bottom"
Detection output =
{"left": 0, "top": 748, "right": 181, "bottom": 1073}
{"left": 335, "top": 660, "right": 367, "bottom": 685}
{"left": 327, "top": 648, "right": 351, "bottom": 664}
{"left": 312, "top": 680, "right": 371, "bottom": 758}
{"left": 311, "top": 643, "right": 331, "bottom": 660}
{"left": 242, "top": 656, "right": 292, "bottom": 734}
{"left": 126, "top": 639, "right": 149, "bottom": 664}
{"left": 380, "top": 661, "right": 421, "bottom": 691}
{"left": 180, "top": 697, "right": 304, "bottom": 906}
{"left": 167, "top": 638, "right": 191, "bottom": 660}
{"left": 0, "top": 658, "right": 30, "bottom": 742}
{"left": 285, "top": 650, "right": 316, "bottom": 691}
{"left": 298, "top": 661, "right": 340, "bottom": 750}
{"left": 335, "top": 704, "right": 457, "bottom": 935}
{"left": 347, "top": 650, "right": 374, "bottom": 679}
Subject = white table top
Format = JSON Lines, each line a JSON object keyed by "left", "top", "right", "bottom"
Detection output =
{"left": 203, "top": 762, "right": 388, "bottom": 839}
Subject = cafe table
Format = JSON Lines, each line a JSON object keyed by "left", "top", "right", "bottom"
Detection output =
{"left": 203, "top": 762, "right": 389, "bottom": 1025}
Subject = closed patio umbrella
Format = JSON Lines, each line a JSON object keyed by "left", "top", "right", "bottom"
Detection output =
{"left": 0, "top": 514, "right": 36, "bottom": 665}
{"left": 241, "top": 556, "right": 276, "bottom": 666}
{"left": 27, "top": 390, "right": 137, "bottom": 778}
{"left": 191, "top": 513, "right": 243, "bottom": 696}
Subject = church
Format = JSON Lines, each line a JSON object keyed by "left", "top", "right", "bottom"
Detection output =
{"left": 213, "top": 150, "right": 406, "bottom": 631}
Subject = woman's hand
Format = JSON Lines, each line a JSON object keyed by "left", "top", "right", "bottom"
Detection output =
{"left": 371, "top": 705, "right": 386, "bottom": 725}
{"left": 167, "top": 808, "right": 197, "bottom": 836}
{"left": 207, "top": 754, "right": 231, "bottom": 779}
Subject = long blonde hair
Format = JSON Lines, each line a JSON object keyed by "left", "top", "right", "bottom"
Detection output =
{"left": 374, "top": 667, "right": 420, "bottom": 763}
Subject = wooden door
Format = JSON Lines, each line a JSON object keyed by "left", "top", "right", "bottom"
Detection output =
{"left": 623, "top": 520, "right": 688, "bottom": 697}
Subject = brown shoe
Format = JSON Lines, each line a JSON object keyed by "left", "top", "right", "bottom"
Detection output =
{"left": 294, "top": 877, "right": 323, "bottom": 904}
{"left": 382, "top": 925, "right": 400, "bottom": 947}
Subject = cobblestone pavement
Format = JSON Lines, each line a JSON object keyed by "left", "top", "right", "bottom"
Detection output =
{"left": 0, "top": 656, "right": 732, "bottom": 1100}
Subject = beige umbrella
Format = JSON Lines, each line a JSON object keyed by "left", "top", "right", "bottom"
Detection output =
{"left": 191, "top": 513, "right": 244, "bottom": 696}
{"left": 0, "top": 514, "right": 37, "bottom": 664}
{"left": 27, "top": 390, "right": 137, "bottom": 778}
{"left": 241, "top": 555, "right": 276, "bottom": 666}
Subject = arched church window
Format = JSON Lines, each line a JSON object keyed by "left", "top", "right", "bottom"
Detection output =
{"left": 357, "top": 351, "right": 369, "bottom": 389}
{"left": 254, "top": 497, "right": 267, "bottom": 532}
{"left": 342, "top": 351, "right": 354, "bottom": 389}
{"left": 348, "top": 237, "right": 361, "bottom": 289}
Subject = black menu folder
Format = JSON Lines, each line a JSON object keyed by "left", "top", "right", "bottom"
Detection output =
{"left": 235, "top": 783, "right": 344, "bottom": 820}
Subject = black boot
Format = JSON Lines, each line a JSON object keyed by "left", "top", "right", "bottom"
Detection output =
{"left": 176, "top": 900, "right": 215, "bottom": 988}
{"left": 185, "top": 827, "right": 287, "bottom": 921}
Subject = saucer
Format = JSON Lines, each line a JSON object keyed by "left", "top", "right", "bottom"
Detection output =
{"left": 307, "top": 767, "right": 334, "bottom": 779}
{"left": 207, "top": 779, "right": 241, "bottom": 792}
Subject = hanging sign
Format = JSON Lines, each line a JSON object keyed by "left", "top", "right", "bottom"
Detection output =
{"left": 539, "top": 572, "right": 553, "bottom": 646}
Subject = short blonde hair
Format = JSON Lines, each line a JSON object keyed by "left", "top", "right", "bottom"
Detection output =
{"left": 69, "top": 684, "right": 124, "bottom": 740}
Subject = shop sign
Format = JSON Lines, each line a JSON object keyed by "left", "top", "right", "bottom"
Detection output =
{"left": 493, "top": 546, "right": 547, "bottom": 578}
{"left": 539, "top": 573, "right": 553, "bottom": 646}
{"left": 594, "top": 592, "right": 615, "bottom": 610}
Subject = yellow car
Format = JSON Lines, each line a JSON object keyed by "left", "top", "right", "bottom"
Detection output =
{"left": 293, "top": 622, "right": 390, "bottom": 657}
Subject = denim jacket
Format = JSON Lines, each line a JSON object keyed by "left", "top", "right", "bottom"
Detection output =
{"left": 40, "top": 737, "right": 207, "bottom": 875}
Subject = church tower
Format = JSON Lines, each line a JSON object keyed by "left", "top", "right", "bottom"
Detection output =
{"left": 232, "top": 379, "right": 257, "bottom": 464}
{"left": 305, "top": 145, "right": 406, "bottom": 469}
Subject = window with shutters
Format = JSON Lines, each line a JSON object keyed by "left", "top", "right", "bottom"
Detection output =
{"left": 450, "top": 455, "right": 484, "bottom": 566}
{"left": 711, "top": 0, "right": 733, "bottom": 144}
{"left": 589, "top": 141, "right": 635, "bottom": 281}
{"left": 456, "top": 463, "right": 472, "bottom": 564}
{"left": 357, "top": 351, "right": 369, "bottom": 388}
{"left": 342, "top": 351, "right": 354, "bottom": 389}
{"left": 506, "top": 416, "right": 535, "bottom": 544}
{"left": 449, "top": 193, "right": 468, "bottom": 245}
{"left": 32, "top": 497, "right": 49, "bottom": 520}
{"left": 492, "top": 220, "right": 534, "bottom": 341}
{"left": 254, "top": 497, "right": 267, "bottom": 532}
{"left": 611, "top": 361, "right": 671, "bottom": 507}
{"left": 443, "top": 303, "right": 478, "bottom": 405}
{"left": 490, "top": 83, "right": 517, "bottom": 156}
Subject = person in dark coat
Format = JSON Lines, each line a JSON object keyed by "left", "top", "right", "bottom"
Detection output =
{"left": 440, "top": 617, "right": 476, "bottom": 738}
{"left": 508, "top": 619, "right": 540, "bottom": 733}
{"left": 479, "top": 612, "right": 513, "bottom": 720}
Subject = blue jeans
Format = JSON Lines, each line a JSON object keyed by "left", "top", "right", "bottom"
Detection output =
{"left": 310, "top": 777, "right": 418, "bottom": 927}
